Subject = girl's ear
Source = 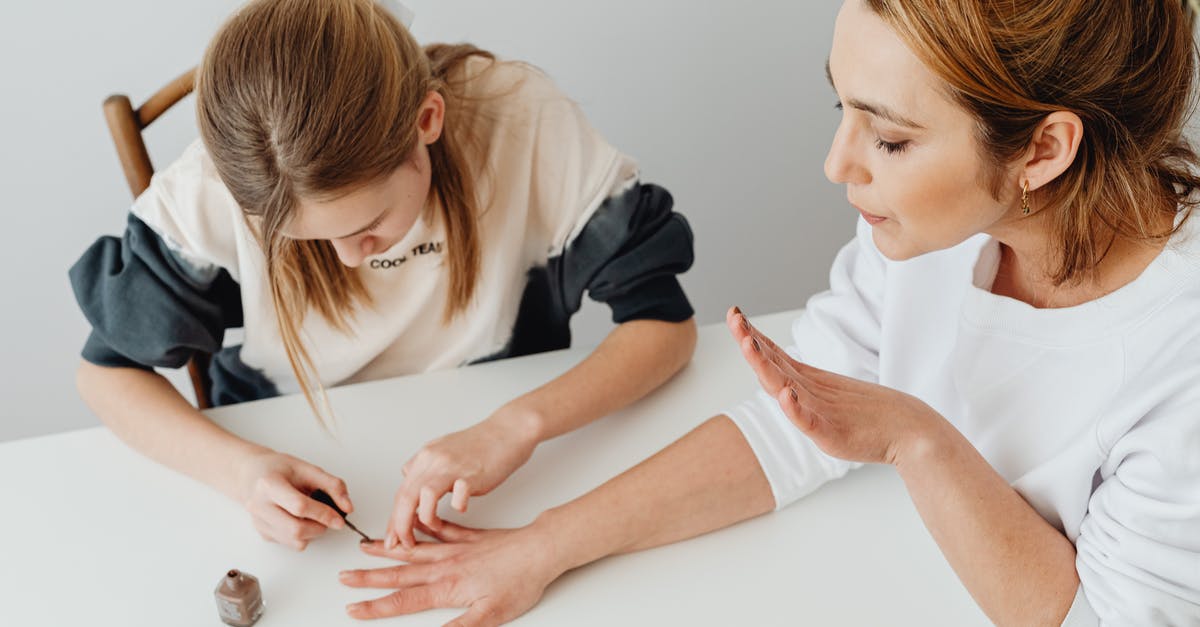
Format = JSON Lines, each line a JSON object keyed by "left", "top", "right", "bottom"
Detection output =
{"left": 417, "top": 91, "right": 445, "bottom": 145}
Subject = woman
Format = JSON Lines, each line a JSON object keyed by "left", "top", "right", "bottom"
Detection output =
{"left": 339, "top": 1, "right": 1200, "bottom": 625}
{"left": 69, "top": 0, "right": 696, "bottom": 552}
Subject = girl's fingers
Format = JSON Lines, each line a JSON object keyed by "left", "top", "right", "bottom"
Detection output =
{"left": 263, "top": 475, "right": 343, "bottom": 530}
{"left": 417, "top": 486, "right": 444, "bottom": 530}
{"left": 294, "top": 464, "right": 354, "bottom": 514}
{"left": 259, "top": 503, "right": 325, "bottom": 549}
{"left": 451, "top": 479, "right": 470, "bottom": 513}
{"left": 387, "top": 488, "right": 420, "bottom": 550}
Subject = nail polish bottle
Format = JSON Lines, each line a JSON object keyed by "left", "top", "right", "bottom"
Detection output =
{"left": 214, "top": 569, "right": 264, "bottom": 626}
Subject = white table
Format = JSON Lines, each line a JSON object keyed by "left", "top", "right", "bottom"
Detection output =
{"left": 5, "top": 311, "right": 988, "bottom": 626}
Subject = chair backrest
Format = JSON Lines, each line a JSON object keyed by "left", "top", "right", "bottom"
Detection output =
{"left": 102, "top": 68, "right": 213, "bottom": 409}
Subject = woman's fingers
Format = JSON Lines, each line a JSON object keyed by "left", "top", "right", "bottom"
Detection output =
{"left": 777, "top": 384, "right": 820, "bottom": 433}
{"left": 345, "top": 583, "right": 452, "bottom": 619}
{"left": 445, "top": 601, "right": 503, "bottom": 627}
{"left": 339, "top": 563, "right": 438, "bottom": 589}
{"left": 728, "top": 307, "right": 803, "bottom": 377}
{"left": 359, "top": 538, "right": 462, "bottom": 563}
{"left": 415, "top": 518, "right": 482, "bottom": 544}
{"left": 740, "top": 334, "right": 793, "bottom": 396}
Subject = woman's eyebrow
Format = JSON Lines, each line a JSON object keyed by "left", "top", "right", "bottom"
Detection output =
{"left": 826, "top": 58, "right": 926, "bottom": 130}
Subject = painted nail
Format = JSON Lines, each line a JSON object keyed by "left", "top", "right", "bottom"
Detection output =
{"left": 751, "top": 338, "right": 762, "bottom": 353}
{"left": 789, "top": 388, "right": 799, "bottom": 403}
{"left": 740, "top": 316, "right": 750, "bottom": 331}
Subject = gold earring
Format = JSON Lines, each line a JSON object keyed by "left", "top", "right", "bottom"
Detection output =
{"left": 1021, "top": 180, "right": 1031, "bottom": 216}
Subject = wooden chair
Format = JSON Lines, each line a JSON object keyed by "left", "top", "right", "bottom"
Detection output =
{"left": 102, "top": 67, "right": 213, "bottom": 409}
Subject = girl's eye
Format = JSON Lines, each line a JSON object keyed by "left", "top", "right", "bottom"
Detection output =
{"left": 366, "top": 217, "right": 384, "bottom": 232}
{"left": 875, "top": 139, "right": 910, "bottom": 155}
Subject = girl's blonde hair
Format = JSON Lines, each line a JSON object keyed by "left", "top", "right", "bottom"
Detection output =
{"left": 867, "top": 0, "right": 1200, "bottom": 284}
{"left": 195, "top": 0, "right": 492, "bottom": 423}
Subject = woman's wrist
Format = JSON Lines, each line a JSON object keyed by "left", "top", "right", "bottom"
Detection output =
{"left": 892, "top": 413, "right": 962, "bottom": 475}
{"left": 527, "top": 505, "right": 600, "bottom": 578}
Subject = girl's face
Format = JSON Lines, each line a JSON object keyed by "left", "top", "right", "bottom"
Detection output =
{"left": 284, "top": 92, "right": 445, "bottom": 268}
{"left": 825, "top": 0, "right": 1019, "bottom": 260}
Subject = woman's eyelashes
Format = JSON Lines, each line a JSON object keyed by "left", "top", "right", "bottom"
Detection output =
{"left": 833, "top": 102, "right": 911, "bottom": 155}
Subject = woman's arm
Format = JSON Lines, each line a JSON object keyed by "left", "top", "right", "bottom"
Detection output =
{"left": 341, "top": 413, "right": 774, "bottom": 623}
{"left": 386, "top": 317, "right": 698, "bottom": 547}
{"left": 897, "top": 424, "right": 1079, "bottom": 626}
{"left": 76, "top": 360, "right": 353, "bottom": 549}
{"left": 728, "top": 311, "right": 1079, "bottom": 625}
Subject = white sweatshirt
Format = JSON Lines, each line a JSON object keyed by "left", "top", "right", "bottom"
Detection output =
{"left": 726, "top": 216, "right": 1200, "bottom": 625}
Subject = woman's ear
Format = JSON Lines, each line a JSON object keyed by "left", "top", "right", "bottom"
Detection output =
{"left": 417, "top": 91, "right": 445, "bottom": 145}
{"left": 1020, "top": 111, "right": 1083, "bottom": 191}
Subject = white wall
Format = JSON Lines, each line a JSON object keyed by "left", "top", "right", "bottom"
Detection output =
{"left": 0, "top": 0, "right": 851, "bottom": 442}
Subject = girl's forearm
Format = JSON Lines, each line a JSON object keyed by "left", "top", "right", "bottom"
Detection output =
{"left": 75, "top": 360, "right": 268, "bottom": 500}
{"left": 498, "top": 318, "right": 698, "bottom": 444}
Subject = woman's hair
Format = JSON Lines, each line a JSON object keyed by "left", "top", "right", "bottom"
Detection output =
{"left": 195, "top": 0, "right": 492, "bottom": 423}
{"left": 865, "top": 0, "right": 1200, "bottom": 284}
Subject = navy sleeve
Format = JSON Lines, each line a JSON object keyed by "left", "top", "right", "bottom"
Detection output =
{"left": 558, "top": 182, "right": 695, "bottom": 324}
{"left": 68, "top": 214, "right": 243, "bottom": 370}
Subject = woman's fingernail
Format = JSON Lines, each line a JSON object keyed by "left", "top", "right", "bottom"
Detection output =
{"left": 751, "top": 338, "right": 761, "bottom": 353}
{"left": 789, "top": 388, "right": 799, "bottom": 403}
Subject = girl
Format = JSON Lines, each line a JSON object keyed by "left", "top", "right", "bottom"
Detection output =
{"left": 340, "top": 1, "right": 1200, "bottom": 625}
{"left": 70, "top": 0, "right": 697, "bottom": 551}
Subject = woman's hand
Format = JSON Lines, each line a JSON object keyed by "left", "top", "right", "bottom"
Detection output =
{"left": 385, "top": 407, "right": 540, "bottom": 549}
{"left": 235, "top": 450, "right": 353, "bottom": 550}
{"left": 727, "top": 307, "right": 946, "bottom": 465}
{"left": 341, "top": 520, "right": 560, "bottom": 626}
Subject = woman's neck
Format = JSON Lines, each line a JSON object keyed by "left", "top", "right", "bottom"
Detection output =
{"left": 987, "top": 212, "right": 1174, "bottom": 309}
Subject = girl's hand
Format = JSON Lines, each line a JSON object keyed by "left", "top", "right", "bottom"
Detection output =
{"left": 235, "top": 450, "right": 353, "bottom": 550}
{"left": 385, "top": 409, "right": 539, "bottom": 549}
{"left": 727, "top": 307, "right": 946, "bottom": 465}
{"left": 341, "top": 520, "right": 559, "bottom": 625}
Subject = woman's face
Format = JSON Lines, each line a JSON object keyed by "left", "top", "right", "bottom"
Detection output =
{"left": 825, "top": 0, "right": 1018, "bottom": 260}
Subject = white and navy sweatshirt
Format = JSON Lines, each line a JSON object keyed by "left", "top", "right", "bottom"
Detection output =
{"left": 727, "top": 216, "right": 1200, "bottom": 625}
{"left": 70, "top": 58, "right": 694, "bottom": 405}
